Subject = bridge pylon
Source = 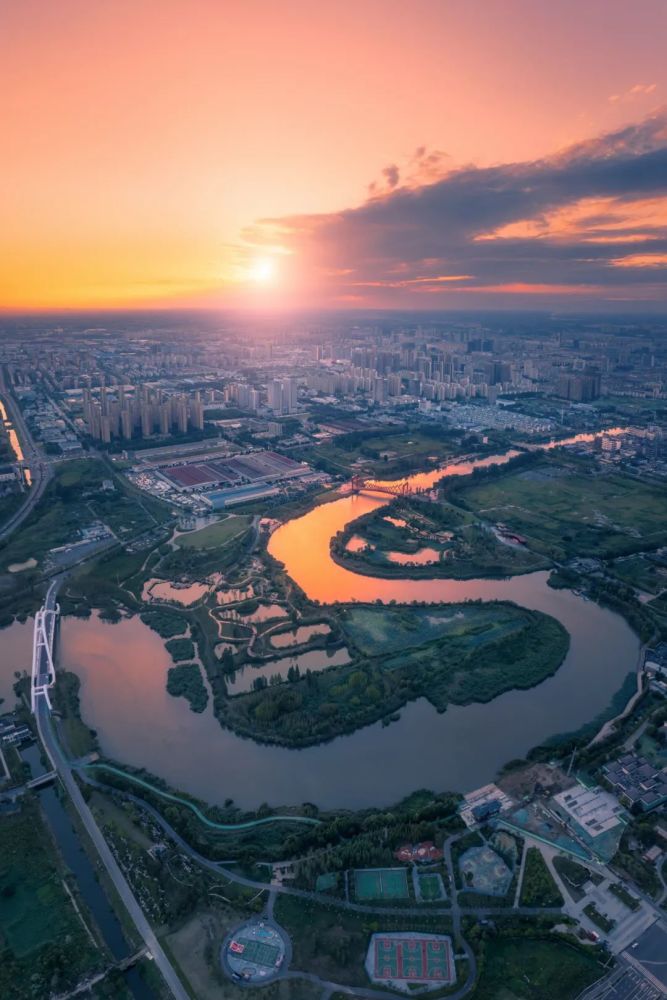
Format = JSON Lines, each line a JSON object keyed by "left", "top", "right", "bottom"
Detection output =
{"left": 31, "top": 601, "right": 59, "bottom": 713}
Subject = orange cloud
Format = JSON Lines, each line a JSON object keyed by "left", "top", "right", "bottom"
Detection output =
{"left": 610, "top": 252, "right": 667, "bottom": 268}
{"left": 609, "top": 82, "right": 658, "bottom": 103}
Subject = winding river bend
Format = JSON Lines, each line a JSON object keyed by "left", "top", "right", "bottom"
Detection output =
{"left": 1, "top": 433, "right": 640, "bottom": 810}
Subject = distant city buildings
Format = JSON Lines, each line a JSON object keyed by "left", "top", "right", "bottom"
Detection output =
{"left": 268, "top": 377, "right": 298, "bottom": 415}
{"left": 82, "top": 385, "right": 206, "bottom": 443}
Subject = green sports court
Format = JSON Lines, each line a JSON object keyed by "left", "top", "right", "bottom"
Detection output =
{"left": 418, "top": 872, "right": 446, "bottom": 901}
{"left": 354, "top": 867, "right": 409, "bottom": 900}
{"left": 236, "top": 938, "right": 281, "bottom": 967}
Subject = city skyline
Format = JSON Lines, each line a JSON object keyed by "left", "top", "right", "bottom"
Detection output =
{"left": 2, "top": 0, "right": 667, "bottom": 312}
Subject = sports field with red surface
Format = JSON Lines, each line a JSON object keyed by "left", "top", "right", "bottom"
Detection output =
{"left": 373, "top": 935, "right": 452, "bottom": 982}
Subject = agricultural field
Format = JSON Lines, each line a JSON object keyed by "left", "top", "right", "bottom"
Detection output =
{"left": 0, "top": 802, "right": 102, "bottom": 999}
{"left": 456, "top": 456, "right": 667, "bottom": 560}
{"left": 219, "top": 601, "right": 569, "bottom": 746}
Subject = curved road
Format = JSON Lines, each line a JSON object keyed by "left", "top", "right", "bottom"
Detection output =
{"left": 79, "top": 761, "right": 322, "bottom": 831}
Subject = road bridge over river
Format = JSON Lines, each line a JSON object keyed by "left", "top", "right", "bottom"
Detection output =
{"left": 349, "top": 473, "right": 414, "bottom": 496}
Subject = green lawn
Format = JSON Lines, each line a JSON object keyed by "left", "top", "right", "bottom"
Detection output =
{"left": 341, "top": 603, "right": 540, "bottom": 657}
{"left": 175, "top": 515, "right": 252, "bottom": 549}
{"left": 472, "top": 938, "right": 603, "bottom": 999}
{"left": 519, "top": 848, "right": 564, "bottom": 908}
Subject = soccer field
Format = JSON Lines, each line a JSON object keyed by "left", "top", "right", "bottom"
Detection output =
{"left": 354, "top": 867, "right": 409, "bottom": 900}
{"left": 418, "top": 873, "right": 445, "bottom": 901}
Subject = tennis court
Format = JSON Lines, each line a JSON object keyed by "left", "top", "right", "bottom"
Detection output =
{"left": 354, "top": 867, "right": 409, "bottom": 900}
{"left": 368, "top": 933, "right": 454, "bottom": 985}
{"left": 237, "top": 937, "right": 280, "bottom": 967}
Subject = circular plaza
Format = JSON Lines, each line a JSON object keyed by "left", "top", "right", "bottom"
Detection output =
{"left": 222, "top": 918, "right": 289, "bottom": 986}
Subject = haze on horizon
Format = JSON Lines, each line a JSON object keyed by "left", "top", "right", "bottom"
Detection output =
{"left": 2, "top": 0, "right": 667, "bottom": 314}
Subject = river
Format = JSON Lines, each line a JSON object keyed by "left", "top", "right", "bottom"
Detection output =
{"left": 0, "top": 430, "right": 640, "bottom": 810}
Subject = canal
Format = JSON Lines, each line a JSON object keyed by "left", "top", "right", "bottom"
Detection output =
{"left": 20, "top": 744, "right": 155, "bottom": 1000}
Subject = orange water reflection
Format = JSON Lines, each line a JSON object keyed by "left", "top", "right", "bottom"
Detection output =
{"left": 44, "top": 427, "right": 642, "bottom": 810}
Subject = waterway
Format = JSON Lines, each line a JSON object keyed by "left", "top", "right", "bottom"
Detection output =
{"left": 20, "top": 745, "right": 154, "bottom": 999}
{"left": 0, "top": 429, "right": 640, "bottom": 811}
{"left": 269, "top": 623, "right": 332, "bottom": 648}
{"left": 227, "top": 646, "right": 351, "bottom": 695}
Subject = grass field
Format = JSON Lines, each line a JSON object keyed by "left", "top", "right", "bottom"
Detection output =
{"left": 472, "top": 938, "right": 604, "bottom": 999}
{"left": 354, "top": 867, "right": 409, "bottom": 900}
{"left": 342, "top": 603, "right": 540, "bottom": 657}
{"left": 610, "top": 553, "right": 667, "bottom": 595}
{"left": 418, "top": 873, "right": 446, "bottom": 901}
{"left": 458, "top": 457, "right": 667, "bottom": 560}
{"left": 337, "top": 498, "right": 548, "bottom": 580}
{"left": 274, "top": 893, "right": 454, "bottom": 988}
{"left": 302, "top": 431, "right": 462, "bottom": 477}
{"left": 0, "top": 802, "right": 101, "bottom": 998}
{"left": 0, "top": 458, "right": 170, "bottom": 574}
{"left": 175, "top": 515, "right": 252, "bottom": 549}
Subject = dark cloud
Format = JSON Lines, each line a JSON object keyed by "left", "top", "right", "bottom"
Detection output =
{"left": 249, "top": 109, "right": 667, "bottom": 305}
{"left": 382, "top": 164, "right": 400, "bottom": 189}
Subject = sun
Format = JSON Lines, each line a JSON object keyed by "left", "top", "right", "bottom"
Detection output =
{"left": 248, "top": 257, "right": 275, "bottom": 284}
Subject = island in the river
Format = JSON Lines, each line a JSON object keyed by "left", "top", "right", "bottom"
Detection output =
{"left": 216, "top": 601, "right": 570, "bottom": 747}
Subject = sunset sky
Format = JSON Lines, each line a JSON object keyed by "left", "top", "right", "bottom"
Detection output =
{"left": 2, "top": 0, "right": 667, "bottom": 311}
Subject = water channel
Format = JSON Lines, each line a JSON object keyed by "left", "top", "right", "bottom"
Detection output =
{"left": 19, "top": 744, "right": 155, "bottom": 999}
{"left": 1, "top": 430, "right": 640, "bottom": 811}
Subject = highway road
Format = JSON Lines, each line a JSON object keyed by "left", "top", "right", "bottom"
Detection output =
{"left": 0, "top": 371, "right": 52, "bottom": 543}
